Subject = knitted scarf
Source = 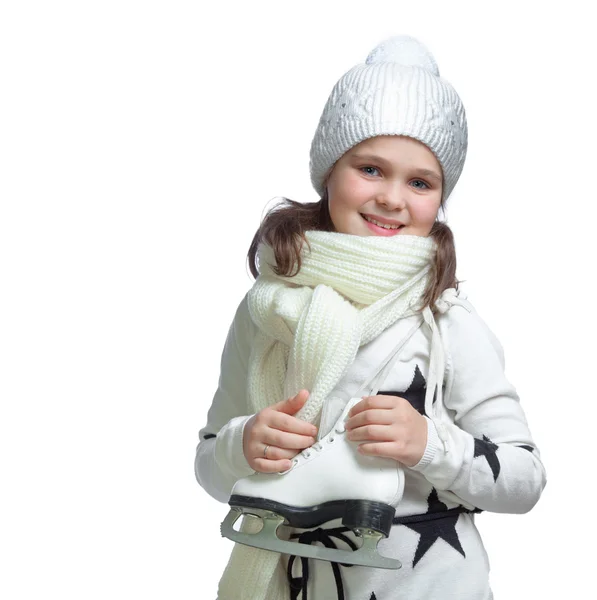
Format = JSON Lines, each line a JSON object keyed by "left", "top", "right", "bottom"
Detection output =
{"left": 218, "top": 230, "right": 437, "bottom": 600}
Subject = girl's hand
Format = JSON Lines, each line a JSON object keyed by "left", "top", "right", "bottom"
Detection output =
{"left": 345, "top": 395, "right": 428, "bottom": 467}
{"left": 243, "top": 389, "right": 317, "bottom": 473}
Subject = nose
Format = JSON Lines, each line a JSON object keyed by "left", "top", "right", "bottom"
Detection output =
{"left": 375, "top": 181, "right": 407, "bottom": 210}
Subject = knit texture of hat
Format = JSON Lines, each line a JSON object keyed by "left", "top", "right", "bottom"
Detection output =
{"left": 309, "top": 35, "right": 468, "bottom": 204}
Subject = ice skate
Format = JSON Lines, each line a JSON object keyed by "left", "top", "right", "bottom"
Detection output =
{"left": 220, "top": 396, "right": 405, "bottom": 569}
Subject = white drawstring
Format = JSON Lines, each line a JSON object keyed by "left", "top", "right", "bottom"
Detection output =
{"left": 435, "top": 287, "right": 471, "bottom": 314}
{"left": 421, "top": 288, "right": 469, "bottom": 454}
{"left": 422, "top": 305, "right": 450, "bottom": 453}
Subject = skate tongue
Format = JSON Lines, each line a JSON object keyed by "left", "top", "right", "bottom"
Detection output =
{"left": 317, "top": 396, "right": 349, "bottom": 440}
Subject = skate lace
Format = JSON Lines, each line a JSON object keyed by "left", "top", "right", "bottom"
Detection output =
{"left": 297, "top": 423, "right": 346, "bottom": 462}
{"left": 287, "top": 526, "right": 356, "bottom": 600}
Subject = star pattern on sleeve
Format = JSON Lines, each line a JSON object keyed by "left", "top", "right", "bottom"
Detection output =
{"left": 474, "top": 434, "right": 501, "bottom": 482}
{"left": 379, "top": 364, "right": 432, "bottom": 417}
{"left": 402, "top": 488, "right": 466, "bottom": 567}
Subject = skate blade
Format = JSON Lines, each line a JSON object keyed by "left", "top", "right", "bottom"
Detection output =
{"left": 220, "top": 508, "right": 401, "bottom": 570}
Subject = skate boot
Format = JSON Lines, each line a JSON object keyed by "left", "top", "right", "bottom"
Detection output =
{"left": 220, "top": 396, "right": 404, "bottom": 569}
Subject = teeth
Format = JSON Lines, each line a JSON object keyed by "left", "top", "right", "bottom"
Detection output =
{"left": 363, "top": 215, "right": 402, "bottom": 230}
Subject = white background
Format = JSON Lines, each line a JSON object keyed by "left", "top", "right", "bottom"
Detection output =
{"left": 1, "top": 1, "right": 595, "bottom": 598}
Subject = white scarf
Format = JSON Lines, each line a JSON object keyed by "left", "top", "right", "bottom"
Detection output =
{"left": 218, "top": 230, "right": 438, "bottom": 600}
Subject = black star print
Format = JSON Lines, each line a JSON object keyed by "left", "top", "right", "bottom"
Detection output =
{"left": 402, "top": 488, "right": 466, "bottom": 567}
{"left": 379, "top": 364, "right": 433, "bottom": 417}
{"left": 517, "top": 444, "right": 534, "bottom": 453}
{"left": 474, "top": 435, "right": 501, "bottom": 482}
{"left": 369, "top": 594, "right": 377, "bottom": 600}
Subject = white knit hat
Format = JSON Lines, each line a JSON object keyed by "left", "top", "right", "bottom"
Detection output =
{"left": 309, "top": 35, "right": 468, "bottom": 204}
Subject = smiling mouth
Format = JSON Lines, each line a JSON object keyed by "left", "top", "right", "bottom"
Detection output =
{"left": 361, "top": 214, "right": 405, "bottom": 230}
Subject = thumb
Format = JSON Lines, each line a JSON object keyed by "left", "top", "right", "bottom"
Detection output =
{"left": 274, "top": 389, "right": 310, "bottom": 415}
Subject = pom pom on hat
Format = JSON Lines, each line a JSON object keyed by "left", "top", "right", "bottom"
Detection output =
{"left": 308, "top": 34, "right": 468, "bottom": 204}
{"left": 365, "top": 34, "right": 439, "bottom": 76}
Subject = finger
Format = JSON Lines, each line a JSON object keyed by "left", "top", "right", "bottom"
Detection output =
{"left": 356, "top": 441, "right": 399, "bottom": 460}
{"left": 346, "top": 398, "right": 366, "bottom": 417}
{"left": 346, "top": 423, "right": 391, "bottom": 442}
{"left": 262, "top": 430, "right": 316, "bottom": 450}
{"left": 252, "top": 458, "right": 294, "bottom": 474}
{"left": 345, "top": 409, "right": 394, "bottom": 431}
{"left": 271, "top": 389, "right": 310, "bottom": 415}
{"left": 269, "top": 412, "right": 318, "bottom": 437}
{"left": 348, "top": 395, "right": 400, "bottom": 416}
{"left": 257, "top": 445, "right": 297, "bottom": 461}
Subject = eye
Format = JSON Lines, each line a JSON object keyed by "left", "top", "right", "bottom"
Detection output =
{"left": 360, "top": 166, "right": 380, "bottom": 177}
{"left": 411, "top": 179, "right": 430, "bottom": 189}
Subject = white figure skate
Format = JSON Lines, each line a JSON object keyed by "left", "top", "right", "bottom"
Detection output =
{"left": 220, "top": 396, "right": 405, "bottom": 569}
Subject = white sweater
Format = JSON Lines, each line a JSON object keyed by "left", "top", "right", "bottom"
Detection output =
{"left": 194, "top": 290, "right": 547, "bottom": 598}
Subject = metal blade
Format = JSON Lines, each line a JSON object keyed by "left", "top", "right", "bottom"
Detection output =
{"left": 220, "top": 508, "right": 401, "bottom": 570}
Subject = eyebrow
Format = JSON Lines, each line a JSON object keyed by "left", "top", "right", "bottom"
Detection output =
{"left": 350, "top": 153, "right": 442, "bottom": 183}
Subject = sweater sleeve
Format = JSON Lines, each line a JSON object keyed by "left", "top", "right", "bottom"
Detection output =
{"left": 409, "top": 298, "right": 547, "bottom": 514}
{"left": 194, "top": 292, "right": 257, "bottom": 503}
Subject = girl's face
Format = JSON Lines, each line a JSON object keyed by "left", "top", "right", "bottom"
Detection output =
{"left": 326, "top": 135, "right": 443, "bottom": 237}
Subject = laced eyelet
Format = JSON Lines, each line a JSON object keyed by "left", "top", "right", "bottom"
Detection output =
{"left": 335, "top": 425, "right": 345, "bottom": 434}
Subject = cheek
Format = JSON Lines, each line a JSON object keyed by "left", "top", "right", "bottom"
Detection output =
{"left": 342, "top": 174, "right": 373, "bottom": 204}
{"left": 330, "top": 173, "right": 368, "bottom": 209}
{"left": 413, "top": 199, "right": 441, "bottom": 223}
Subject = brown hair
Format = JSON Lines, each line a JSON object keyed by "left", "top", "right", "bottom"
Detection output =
{"left": 247, "top": 190, "right": 460, "bottom": 312}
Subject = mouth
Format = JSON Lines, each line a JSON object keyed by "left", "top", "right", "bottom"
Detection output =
{"left": 361, "top": 213, "right": 405, "bottom": 235}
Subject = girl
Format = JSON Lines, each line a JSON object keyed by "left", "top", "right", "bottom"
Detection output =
{"left": 195, "top": 35, "right": 547, "bottom": 600}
